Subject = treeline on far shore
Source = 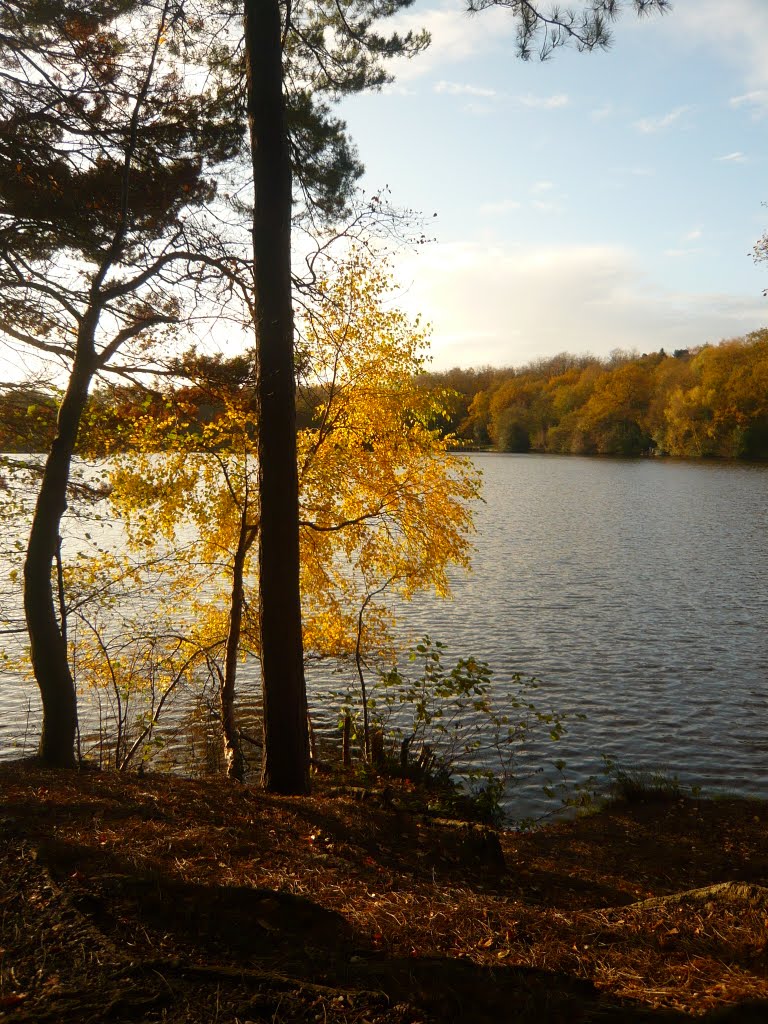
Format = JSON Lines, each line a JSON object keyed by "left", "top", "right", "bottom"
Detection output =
{"left": 2, "top": 329, "right": 767, "bottom": 460}
{"left": 420, "top": 329, "right": 768, "bottom": 459}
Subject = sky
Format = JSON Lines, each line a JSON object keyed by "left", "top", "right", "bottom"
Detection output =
{"left": 3, "top": 0, "right": 765, "bottom": 385}
{"left": 337, "top": 0, "right": 768, "bottom": 370}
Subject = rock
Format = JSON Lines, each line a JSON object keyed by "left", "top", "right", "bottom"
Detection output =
{"left": 428, "top": 818, "right": 506, "bottom": 871}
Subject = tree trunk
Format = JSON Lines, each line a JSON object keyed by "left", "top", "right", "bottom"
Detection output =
{"left": 243, "top": 0, "right": 310, "bottom": 794}
{"left": 220, "top": 512, "right": 250, "bottom": 782}
{"left": 23, "top": 346, "right": 94, "bottom": 768}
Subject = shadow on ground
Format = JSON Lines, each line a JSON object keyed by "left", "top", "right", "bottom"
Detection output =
{"left": 3, "top": 764, "right": 768, "bottom": 1023}
{"left": 6, "top": 836, "right": 759, "bottom": 1024}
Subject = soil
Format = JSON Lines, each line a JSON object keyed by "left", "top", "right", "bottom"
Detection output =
{"left": 1, "top": 760, "right": 767, "bottom": 1022}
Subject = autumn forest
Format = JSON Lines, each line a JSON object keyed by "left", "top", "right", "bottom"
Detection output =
{"left": 4, "top": 329, "right": 768, "bottom": 461}
{"left": 418, "top": 330, "right": 768, "bottom": 459}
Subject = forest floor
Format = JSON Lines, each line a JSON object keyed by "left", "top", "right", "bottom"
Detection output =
{"left": 1, "top": 760, "right": 767, "bottom": 1023}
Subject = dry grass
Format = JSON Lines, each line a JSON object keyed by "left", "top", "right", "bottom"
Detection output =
{"left": 1, "top": 761, "right": 767, "bottom": 1022}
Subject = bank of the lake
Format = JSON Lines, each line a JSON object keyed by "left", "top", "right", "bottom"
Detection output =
{"left": 1, "top": 761, "right": 767, "bottom": 1022}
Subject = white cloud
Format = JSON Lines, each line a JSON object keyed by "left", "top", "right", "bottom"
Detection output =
{"left": 517, "top": 92, "right": 570, "bottom": 109}
{"left": 531, "top": 200, "right": 560, "bottom": 213}
{"left": 716, "top": 151, "right": 747, "bottom": 163}
{"left": 479, "top": 199, "right": 521, "bottom": 215}
{"left": 381, "top": 3, "right": 515, "bottom": 81}
{"left": 380, "top": 83, "right": 417, "bottom": 97}
{"left": 382, "top": 0, "right": 768, "bottom": 103}
{"left": 461, "top": 102, "right": 494, "bottom": 116}
{"left": 529, "top": 181, "right": 566, "bottom": 212}
{"left": 730, "top": 90, "right": 768, "bottom": 108}
{"left": 394, "top": 241, "right": 766, "bottom": 369}
{"left": 728, "top": 90, "right": 768, "bottom": 118}
{"left": 634, "top": 105, "right": 691, "bottom": 133}
{"left": 434, "top": 80, "right": 496, "bottom": 97}
{"left": 670, "top": 1, "right": 768, "bottom": 95}
{"left": 480, "top": 186, "right": 565, "bottom": 216}
{"left": 591, "top": 103, "right": 614, "bottom": 121}
{"left": 684, "top": 229, "right": 703, "bottom": 242}
{"left": 665, "top": 248, "right": 703, "bottom": 259}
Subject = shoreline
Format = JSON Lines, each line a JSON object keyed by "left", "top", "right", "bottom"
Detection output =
{"left": 2, "top": 760, "right": 767, "bottom": 1022}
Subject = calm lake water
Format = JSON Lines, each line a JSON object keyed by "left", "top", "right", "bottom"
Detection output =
{"left": 2, "top": 453, "right": 767, "bottom": 818}
{"left": 398, "top": 454, "right": 768, "bottom": 812}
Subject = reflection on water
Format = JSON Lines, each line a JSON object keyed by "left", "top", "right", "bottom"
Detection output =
{"left": 2, "top": 454, "right": 767, "bottom": 818}
{"left": 394, "top": 454, "right": 768, "bottom": 813}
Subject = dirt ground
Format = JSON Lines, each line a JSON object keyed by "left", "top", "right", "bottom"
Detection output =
{"left": 1, "top": 760, "right": 767, "bottom": 1022}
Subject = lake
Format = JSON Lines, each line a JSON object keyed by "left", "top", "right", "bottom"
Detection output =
{"left": 396, "top": 454, "right": 768, "bottom": 812}
{"left": 2, "top": 453, "right": 767, "bottom": 818}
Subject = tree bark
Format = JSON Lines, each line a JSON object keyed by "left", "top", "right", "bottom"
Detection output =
{"left": 628, "top": 882, "right": 768, "bottom": 911}
{"left": 23, "top": 338, "right": 95, "bottom": 767}
{"left": 243, "top": 0, "right": 310, "bottom": 794}
{"left": 220, "top": 512, "right": 251, "bottom": 782}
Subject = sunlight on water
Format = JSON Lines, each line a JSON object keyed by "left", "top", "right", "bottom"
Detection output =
{"left": 2, "top": 454, "right": 767, "bottom": 819}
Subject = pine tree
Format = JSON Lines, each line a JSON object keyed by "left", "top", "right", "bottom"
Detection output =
{"left": 238, "top": 0, "right": 668, "bottom": 792}
{"left": 0, "top": 0, "right": 242, "bottom": 766}
{"left": 241, "top": 0, "right": 427, "bottom": 793}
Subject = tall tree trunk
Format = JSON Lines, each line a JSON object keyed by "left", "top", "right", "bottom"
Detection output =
{"left": 243, "top": 0, "right": 310, "bottom": 794}
{"left": 23, "top": 343, "right": 94, "bottom": 768}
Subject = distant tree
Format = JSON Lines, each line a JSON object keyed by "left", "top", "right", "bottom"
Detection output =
{"left": 453, "top": 335, "right": 768, "bottom": 459}
{"left": 488, "top": 376, "right": 552, "bottom": 450}
{"left": 658, "top": 334, "right": 768, "bottom": 458}
{"left": 415, "top": 366, "right": 506, "bottom": 439}
{"left": 644, "top": 351, "right": 694, "bottom": 450}
{"left": 463, "top": 388, "right": 495, "bottom": 446}
{"left": 576, "top": 361, "right": 653, "bottom": 455}
{"left": 0, "top": 386, "right": 58, "bottom": 453}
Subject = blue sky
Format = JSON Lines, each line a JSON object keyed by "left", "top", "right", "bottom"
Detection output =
{"left": 339, "top": 0, "right": 768, "bottom": 369}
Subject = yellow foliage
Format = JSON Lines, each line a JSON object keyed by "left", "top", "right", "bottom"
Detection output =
{"left": 101, "top": 253, "right": 480, "bottom": 671}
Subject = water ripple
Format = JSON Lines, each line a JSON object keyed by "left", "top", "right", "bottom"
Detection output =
{"left": 2, "top": 453, "right": 767, "bottom": 819}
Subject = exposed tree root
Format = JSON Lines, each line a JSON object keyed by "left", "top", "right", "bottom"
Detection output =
{"left": 628, "top": 882, "right": 768, "bottom": 912}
